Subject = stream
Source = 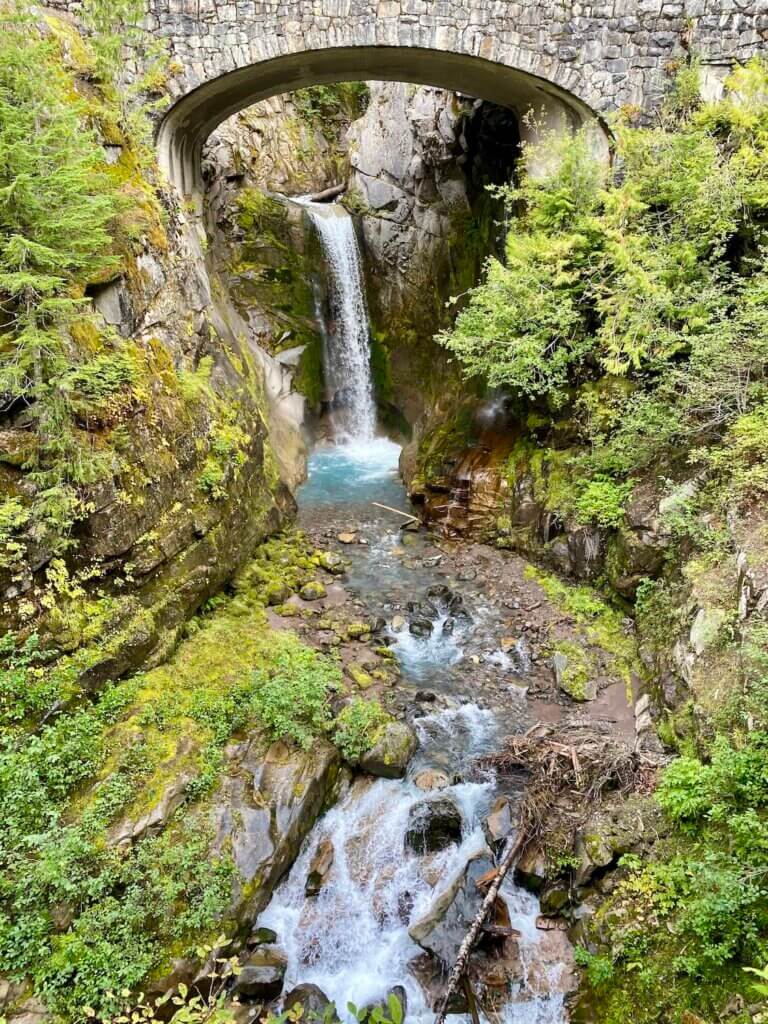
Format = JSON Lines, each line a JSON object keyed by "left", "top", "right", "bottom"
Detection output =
{"left": 255, "top": 202, "right": 571, "bottom": 1023}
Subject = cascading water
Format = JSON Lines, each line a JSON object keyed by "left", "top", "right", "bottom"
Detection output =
{"left": 261, "top": 193, "right": 571, "bottom": 1024}
{"left": 258, "top": 704, "right": 570, "bottom": 1024}
{"left": 299, "top": 200, "right": 377, "bottom": 442}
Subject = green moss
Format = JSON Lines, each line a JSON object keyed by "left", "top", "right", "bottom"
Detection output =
{"left": 527, "top": 565, "right": 638, "bottom": 691}
{"left": 417, "top": 403, "right": 478, "bottom": 485}
{"left": 550, "top": 639, "right": 593, "bottom": 700}
{"left": 0, "top": 527, "right": 346, "bottom": 1017}
{"left": 293, "top": 331, "right": 325, "bottom": 408}
{"left": 348, "top": 664, "right": 374, "bottom": 689}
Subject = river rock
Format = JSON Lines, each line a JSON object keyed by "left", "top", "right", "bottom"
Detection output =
{"left": 232, "top": 946, "right": 287, "bottom": 1000}
{"left": 514, "top": 842, "right": 547, "bottom": 893}
{"left": 347, "top": 622, "right": 371, "bottom": 639}
{"left": 405, "top": 795, "right": 463, "bottom": 854}
{"left": 337, "top": 532, "right": 358, "bottom": 544}
{"left": 266, "top": 581, "right": 293, "bottom": 606}
{"left": 317, "top": 551, "right": 345, "bottom": 574}
{"left": 358, "top": 721, "right": 418, "bottom": 778}
{"left": 426, "top": 584, "right": 453, "bottom": 606}
{"left": 484, "top": 796, "right": 512, "bottom": 846}
{"left": 391, "top": 614, "right": 406, "bottom": 632}
{"left": 300, "top": 581, "right": 327, "bottom": 601}
{"left": 348, "top": 664, "right": 374, "bottom": 689}
{"left": 305, "top": 836, "right": 334, "bottom": 896}
{"left": 414, "top": 768, "right": 450, "bottom": 792}
{"left": 248, "top": 926, "right": 278, "bottom": 946}
{"left": 409, "top": 853, "right": 496, "bottom": 965}
{"left": 282, "top": 984, "right": 338, "bottom": 1021}
{"left": 409, "top": 617, "right": 433, "bottom": 637}
{"left": 408, "top": 953, "right": 468, "bottom": 1013}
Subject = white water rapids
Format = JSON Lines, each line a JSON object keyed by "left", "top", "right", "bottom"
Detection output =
{"left": 257, "top": 704, "right": 569, "bottom": 1024}
{"left": 298, "top": 200, "right": 377, "bottom": 442}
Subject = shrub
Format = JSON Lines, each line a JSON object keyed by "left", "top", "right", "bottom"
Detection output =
{"left": 333, "top": 699, "right": 390, "bottom": 762}
{"left": 574, "top": 475, "right": 632, "bottom": 529}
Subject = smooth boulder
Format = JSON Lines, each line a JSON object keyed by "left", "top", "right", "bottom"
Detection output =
{"left": 282, "top": 983, "right": 338, "bottom": 1021}
{"left": 231, "top": 946, "right": 287, "bottom": 1000}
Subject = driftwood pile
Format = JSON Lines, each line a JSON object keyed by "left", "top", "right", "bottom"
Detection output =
{"left": 482, "top": 718, "right": 661, "bottom": 831}
{"left": 434, "top": 718, "right": 664, "bottom": 1023}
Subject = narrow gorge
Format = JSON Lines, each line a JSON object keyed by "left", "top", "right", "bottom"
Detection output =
{"left": 1, "top": 6, "right": 768, "bottom": 1024}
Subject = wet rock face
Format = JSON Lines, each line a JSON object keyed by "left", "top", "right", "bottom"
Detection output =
{"left": 408, "top": 850, "right": 523, "bottom": 1011}
{"left": 346, "top": 83, "right": 515, "bottom": 427}
{"left": 305, "top": 836, "right": 334, "bottom": 896}
{"left": 409, "top": 853, "right": 496, "bottom": 965}
{"left": 405, "top": 795, "right": 463, "bottom": 855}
{"left": 211, "top": 737, "right": 341, "bottom": 926}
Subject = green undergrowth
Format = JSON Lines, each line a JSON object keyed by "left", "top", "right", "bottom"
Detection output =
{"left": 577, "top": 731, "right": 768, "bottom": 1023}
{"left": 333, "top": 698, "right": 390, "bottom": 762}
{"left": 442, "top": 58, "right": 768, "bottom": 546}
{"left": 293, "top": 82, "right": 370, "bottom": 142}
{"left": 0, "top": 530, "right": 394, "bottom": 1018}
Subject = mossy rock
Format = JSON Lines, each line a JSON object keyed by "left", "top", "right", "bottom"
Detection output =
{"left": 299, "top": 581, "right": 326, "bottom": 601}
{"left": 374, "top": 646, "right": 396, "bottom": 660}
{"left": 316, "top": 550, "right": 346, "bottom": 574}
{"left": 265, "top": 581, "right": 294, "bottom": 606}
{"left": 348, "top": 664, "right": 374, "bottom": 689}
{"left": 552, "top": 647, "right": 597, "bottom": 702}
{"left": 358, "top": 721, "right": 418, "bottom": 779}
{"left": 347, "top": 622, "right": 371, "bottom": 640}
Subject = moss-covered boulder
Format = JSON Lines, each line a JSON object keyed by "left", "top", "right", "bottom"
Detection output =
{"left": 358, "top": 721, "right": 417, "bottom": 778}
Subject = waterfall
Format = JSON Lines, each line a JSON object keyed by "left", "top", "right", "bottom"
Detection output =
{"left": 299, "top": 200, "right": 377, "bottom": 442}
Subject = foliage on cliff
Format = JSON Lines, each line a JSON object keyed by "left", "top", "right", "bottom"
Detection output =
{"left": 439, "top": 59, "right": 768, "bottom": 520}
{"left": 0, "top": 530, "right": 350, "bottom": 1019}
{"left": 439, "top": 60, "right": 768, "bottom": 1023}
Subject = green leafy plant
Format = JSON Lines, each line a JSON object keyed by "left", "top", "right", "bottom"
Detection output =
{"left": 333, "top": 699, "right": 390, "bottom": 762}
{"left": 251, "top": 640, "right": 341, "bottom": 749}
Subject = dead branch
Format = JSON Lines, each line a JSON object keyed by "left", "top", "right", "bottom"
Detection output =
{"left": 307, "top": 182, "right": 346, "bottom": 202}
{"left": 435, "top": 827, "right": 531, "bottom": 1024}
{"left": 434, "top": 720, "right": 666, "bottom": 1023}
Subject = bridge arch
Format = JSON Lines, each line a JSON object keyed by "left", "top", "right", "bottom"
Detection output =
{"left": 157, "top": 44, "right": 609, "bottom": 196}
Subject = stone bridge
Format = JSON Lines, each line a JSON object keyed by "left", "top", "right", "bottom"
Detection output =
{"left": 140, "top": 0, "right": 767, "bottom": 193}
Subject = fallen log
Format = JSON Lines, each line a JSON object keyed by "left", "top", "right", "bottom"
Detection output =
{"left": 371, "top": 501, "right": 419, "bottom": 523}
{"left": 307, "top": 182, "right": 346, "bottom": 202}
{"left": 434, "top": 828, "right": 529, "bottom": 1024}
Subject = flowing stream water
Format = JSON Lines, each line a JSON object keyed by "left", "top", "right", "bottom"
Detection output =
{"left": 255, "top": 202, "right": 570, "bottom": 1023}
